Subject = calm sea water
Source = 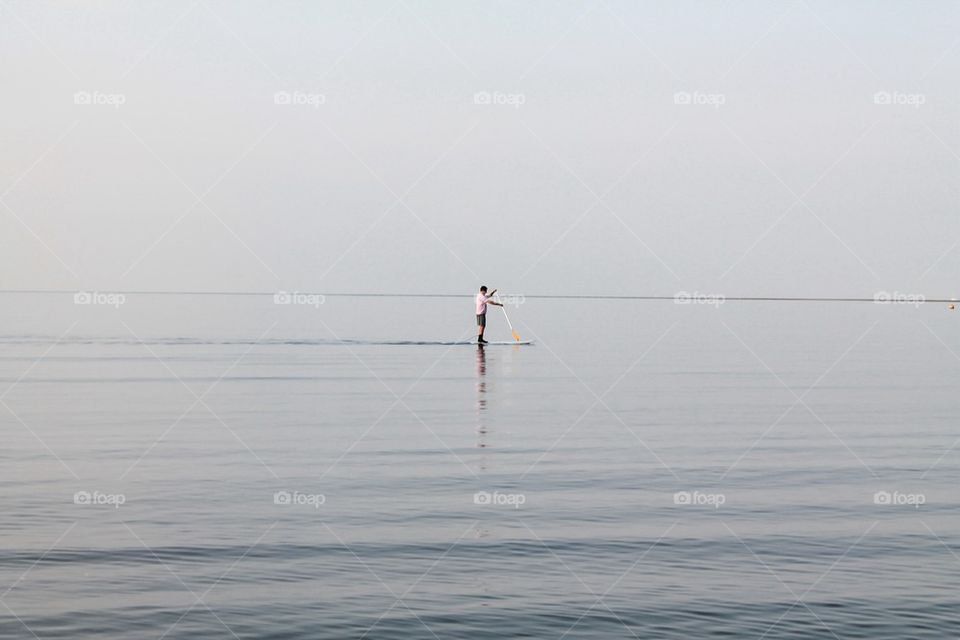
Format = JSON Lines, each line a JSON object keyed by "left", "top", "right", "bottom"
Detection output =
{"left": 1, "top": 294, "right": 958, "bottom": 639}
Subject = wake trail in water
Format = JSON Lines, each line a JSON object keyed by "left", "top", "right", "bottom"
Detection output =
{"left": 0, "top": 336, "right": 531, "bottom": 347}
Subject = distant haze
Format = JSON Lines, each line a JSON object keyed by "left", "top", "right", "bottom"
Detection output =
{"left": 1, "top": 0, "right": 957, "bottom": 297}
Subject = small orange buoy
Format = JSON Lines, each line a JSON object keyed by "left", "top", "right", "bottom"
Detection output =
{"left": 950, "top": 304, "right": 956, "bottom": 310}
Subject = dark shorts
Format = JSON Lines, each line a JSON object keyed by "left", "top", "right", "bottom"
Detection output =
{"left": 476, "top": 314, "right": 486, "bottom": 327}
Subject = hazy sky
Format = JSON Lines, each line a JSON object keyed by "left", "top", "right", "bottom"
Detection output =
{"left": 1, "top": 0, "right": 957, "bottom": 297}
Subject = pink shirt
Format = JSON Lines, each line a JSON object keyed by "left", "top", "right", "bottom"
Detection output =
{"left": 476, "top": 293, "right": 491, "bottom": 315}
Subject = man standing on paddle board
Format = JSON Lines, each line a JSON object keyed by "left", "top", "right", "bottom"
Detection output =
{"left": 475, "top": 286, "right": 503, "bottom": 344}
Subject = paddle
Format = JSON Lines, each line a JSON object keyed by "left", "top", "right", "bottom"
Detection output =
{"left": 495, "top": 294, "right": 521, "bottom": 342}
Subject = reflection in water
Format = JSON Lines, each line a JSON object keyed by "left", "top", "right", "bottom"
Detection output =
{"left": 476, "top": 345, "right": 487, "bottom": 450}
{"left": 476, "top": 344, "right": 487, "bottom": 409}
{"left": 473, "top": 343, "right": 493, "bottom": 606}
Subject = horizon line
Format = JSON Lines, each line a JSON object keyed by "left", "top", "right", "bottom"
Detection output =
{"left": 0, "top": 289, "right": 956, "bottom": 303}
